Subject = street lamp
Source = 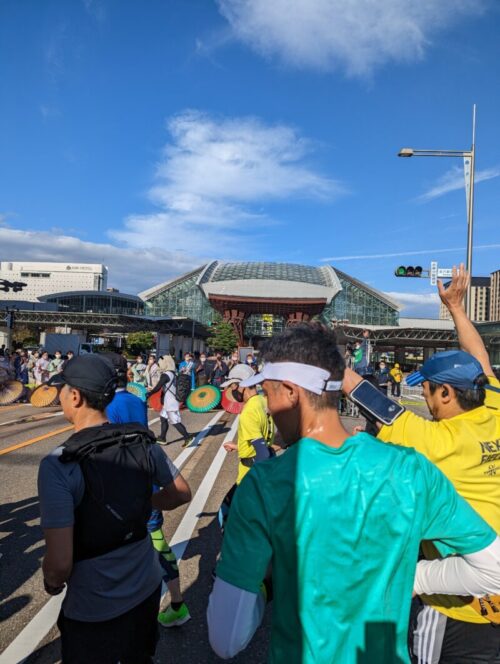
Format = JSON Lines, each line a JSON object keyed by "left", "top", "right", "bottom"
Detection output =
{"left": 397, "top": 105, "right": 476, "bottom": 318}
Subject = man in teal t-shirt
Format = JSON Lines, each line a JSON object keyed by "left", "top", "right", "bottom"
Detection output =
{"left": 207, "top": 324, "right": 500, "bottom": 663}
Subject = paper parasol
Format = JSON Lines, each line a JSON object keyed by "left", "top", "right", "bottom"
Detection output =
{"left": 0, "top": 380, "right": 24, "bottom": 406}
{"left": 186, "top": 385, "right": 221, "bottom": 413}
{"left": 148, "top": 390, "right": 162, "bottom": 412}
{"left": 127, "top": 382, "right": 148, "bottom": 402}
{"left": 221, "top": 386, "right": 244, "bottom": 414}
{"left": 30, "top": 384, "right": 60, "bottom": 408}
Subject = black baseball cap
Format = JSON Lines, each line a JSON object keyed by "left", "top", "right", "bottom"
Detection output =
{"left": 48, "top": 354, "right": 117, "bottom": 396}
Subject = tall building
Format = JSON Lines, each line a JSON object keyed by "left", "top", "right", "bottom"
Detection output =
{"left": 0, "top": 262, "right": 108, "bottom": 302}
{"left": 490, "top": 269, "right": 500, "bottom": 322}
{"left": 439, "top": 276, "right": 491, "bottom": 323}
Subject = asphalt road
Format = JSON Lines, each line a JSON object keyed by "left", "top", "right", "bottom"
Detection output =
{"left": 0, "top": 396, "right": 429, "bottom": 663}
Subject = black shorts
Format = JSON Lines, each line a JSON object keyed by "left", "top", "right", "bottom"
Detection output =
{"left": 409, "top": 598, "right": 500, "bottom": 663}
{"left": 57, "top": 585, "right": 161, "bottom": 664}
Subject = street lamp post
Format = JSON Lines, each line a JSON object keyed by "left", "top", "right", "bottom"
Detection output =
{"left": 398, "top": 105, "right": 476, "bottom": 318}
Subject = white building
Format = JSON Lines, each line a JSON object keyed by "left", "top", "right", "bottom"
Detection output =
{"left": 0, "top": 262, "right": 108, "bottom": 302}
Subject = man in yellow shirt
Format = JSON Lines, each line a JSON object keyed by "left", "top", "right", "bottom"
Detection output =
{"left": 218, "top": 365, "right": 275, "bottom": 531}
{"left": 389, "top": 362, "right": 403, "bottom": 398}
{"left": 344, "top": 264, "right": 500, "bottom": 663}
{"left": 223, "top": 382, "right": 275, "bottom": 485}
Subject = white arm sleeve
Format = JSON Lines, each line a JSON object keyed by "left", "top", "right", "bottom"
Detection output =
{"left": 207, "top": 577, "right": 266, "bottom": 659}
{"left": 414, "top": 536, "right": 500, "bottom": 596}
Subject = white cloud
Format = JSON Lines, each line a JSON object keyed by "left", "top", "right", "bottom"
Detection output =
{"left": 0, "top": 227, "right": 205, "bottom": 295}
{"left": 384, "top": 290, "right": 440, "bottom": 317}
{"left": 322, "top": 243, "right": 500, "bottom": 262}
{"left": 216, "top": 0, "right": 486, "bottom": 76}
{"left": 40, "top": 104, "right": 62, "bottom": 120}
{"left": 82, "top": 0, "right": 106, "bottom": 23}
{"left": 112, "top": 110, "right": 342, "bottom": 250}
{"left": 418, "top": 165, "right": 500, "bottom": 202}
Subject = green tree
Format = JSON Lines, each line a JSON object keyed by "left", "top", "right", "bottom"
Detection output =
{"left": 206, "top": 318, "right": 238, "bottom": 355}
{"left": 126, "top": 331, "right": 155, "bottom": 357}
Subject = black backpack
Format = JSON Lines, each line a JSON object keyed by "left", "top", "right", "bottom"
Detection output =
{"left": 60, "top": 423, "right": 155, "bottom": 562}
{"left": 175, "top": 372, "right": 192, "bottom": 402}
{"left": 163, "top": 370, "right": 191, "bottom": 403}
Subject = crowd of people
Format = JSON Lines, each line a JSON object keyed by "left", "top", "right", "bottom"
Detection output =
{"left": 0, "top": 345, "right": 74, "bottom": 386}
{"left": 127, "top": 349, "right": 258, "bottom": 392}
{"left": 32, "top": 265, "right": 500, "bottom": 663}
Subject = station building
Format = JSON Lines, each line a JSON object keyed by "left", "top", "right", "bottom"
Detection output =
{"left": 139, "top": 261, "right": 400, "bottom": 345}
{"left": 39, "top": 290, "right": 144, "bottom": 316}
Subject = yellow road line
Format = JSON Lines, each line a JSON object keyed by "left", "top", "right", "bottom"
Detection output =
{"left": 0, "top": 425, "right": 73, "bottom": 456}
{"left": 0, "top": 403, "right": 26, "bottom": 413}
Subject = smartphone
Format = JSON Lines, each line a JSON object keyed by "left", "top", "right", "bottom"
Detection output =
{"left": 349, "top": 380, "right": 405, "bottom": 426}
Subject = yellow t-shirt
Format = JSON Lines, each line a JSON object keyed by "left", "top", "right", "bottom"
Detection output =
{"left": 236, "top": 394, "right": 275, "bottom": 485}
{"left": 378, "top": 376, "right": 500, "bottom": 623}
{"left": 389, "top": 368, "right": 403, "bottom": 383}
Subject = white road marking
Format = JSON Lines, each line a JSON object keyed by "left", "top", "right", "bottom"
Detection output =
{"left": 0, "top": 592, "right": 65, "bottom": 664}
{"left": 171, "top": 416, "right": 239, "bottom": 560}
{"left": 0, "top": 410, "right": 227, "bottom": 664}
{"left": 173, "top": 410, "right": 224, "bottom": 470}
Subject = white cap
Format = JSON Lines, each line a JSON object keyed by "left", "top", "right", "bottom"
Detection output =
{"left": 240, "top": 361, "right": 342, "bottom": 396}
{"left": 220, "top": 363, "right": 256, "bottom": 389}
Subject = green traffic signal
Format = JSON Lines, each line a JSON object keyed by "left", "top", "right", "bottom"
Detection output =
{"left": 394, "top": 265, "right": 423, "bottom": 277}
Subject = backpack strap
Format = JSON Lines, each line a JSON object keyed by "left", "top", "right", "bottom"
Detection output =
{"left": 60, "top": 423, "right": 155, "bottom": 464}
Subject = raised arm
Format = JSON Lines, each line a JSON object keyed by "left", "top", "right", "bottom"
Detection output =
{"left": 438, "top": 263, "right": 493, "bottom": 376}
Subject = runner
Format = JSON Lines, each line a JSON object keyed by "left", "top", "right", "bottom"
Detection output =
{"left": 105, "top": 357, "right": 191, "bottom": 629}
{"left": 38, "top": 354, "right": 191, "bottom": 663}
{"left": 343, "top": 265, "right": 500, "bottom": 663}
{"left": 218, "top": 364, "right": 276, "bottom": 530}
{"left": 222, "top": 364, "right": 275, "bottom": 486}
{"left": 147, "top": 355, "right": 194, "bottom": 447}
{"left": 207, "top": 323, "right": 500, "bottom": 663}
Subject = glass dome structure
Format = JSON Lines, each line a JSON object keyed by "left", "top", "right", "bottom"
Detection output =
{"left": 139, "top": 261, "right": 399, "bottom": 340}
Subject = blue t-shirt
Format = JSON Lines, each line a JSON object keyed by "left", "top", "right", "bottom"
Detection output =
{"left": 106, "top": 389, "right": 147, "bottom": 426}
{"left": 38, "top": 433, "right": 178, "bottom": 622}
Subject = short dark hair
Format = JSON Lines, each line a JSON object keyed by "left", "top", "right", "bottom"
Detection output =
{"left": 261, "top": 322, "right": 344, "bottom": 410}
{"left": 68, "top": 384, "right": 114, "bottom": 411}
{"left": 428, "top": 373, "right": 489, "bottom": 411}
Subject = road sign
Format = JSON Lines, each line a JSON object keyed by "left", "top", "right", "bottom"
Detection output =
{"left": 437, "top": 268, "right": 453, "bottom": 278}
{"left": 430, "top": 261, "right": 438, "bottom": 286}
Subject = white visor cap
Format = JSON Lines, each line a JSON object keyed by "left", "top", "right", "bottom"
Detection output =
{"left": 239, "top": 361, "right": 342, "bottom": 396}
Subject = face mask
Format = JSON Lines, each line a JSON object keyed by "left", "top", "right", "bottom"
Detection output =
{"left": 232, "top": 386, "right": 244, "bottom": 403}
{"left": 55, "top": 354, "right": 61, "bottom": 359}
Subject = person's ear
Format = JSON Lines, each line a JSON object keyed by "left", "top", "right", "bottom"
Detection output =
{"left": 281, "top": 381, "right": 299, "bottom": 407}
{"left": 441, "top": 384, "right": 453, "bottom": 403}
{"left": 69, "top": 387, "right": 85, "bottom": 408}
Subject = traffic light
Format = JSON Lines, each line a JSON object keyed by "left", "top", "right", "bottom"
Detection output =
{"left": 394, "top": 265, "right": 423, "bottom": 277}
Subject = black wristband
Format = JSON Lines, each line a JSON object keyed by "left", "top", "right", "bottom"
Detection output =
{"left": 43, "top": 578, "right": 65, "bottom": 595}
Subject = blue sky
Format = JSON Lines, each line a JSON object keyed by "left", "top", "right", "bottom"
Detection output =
{"left": 1, "top": 0, "right": 499, "bottom": 317}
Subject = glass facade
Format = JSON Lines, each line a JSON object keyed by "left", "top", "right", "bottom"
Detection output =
{"left": 321, "top": 270, "right": 399, "bottom": 326}
{"left": 145, "top": 269, "right": 214, "bottom": 325}
{"left": 202, "top": 261, "right": 332, "bottom": 287}
{"left": 144, "top": 263, "right": 399, "bottom": 332}
{"left": 45, "top": 292, "right": 144, "bottom": 315}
